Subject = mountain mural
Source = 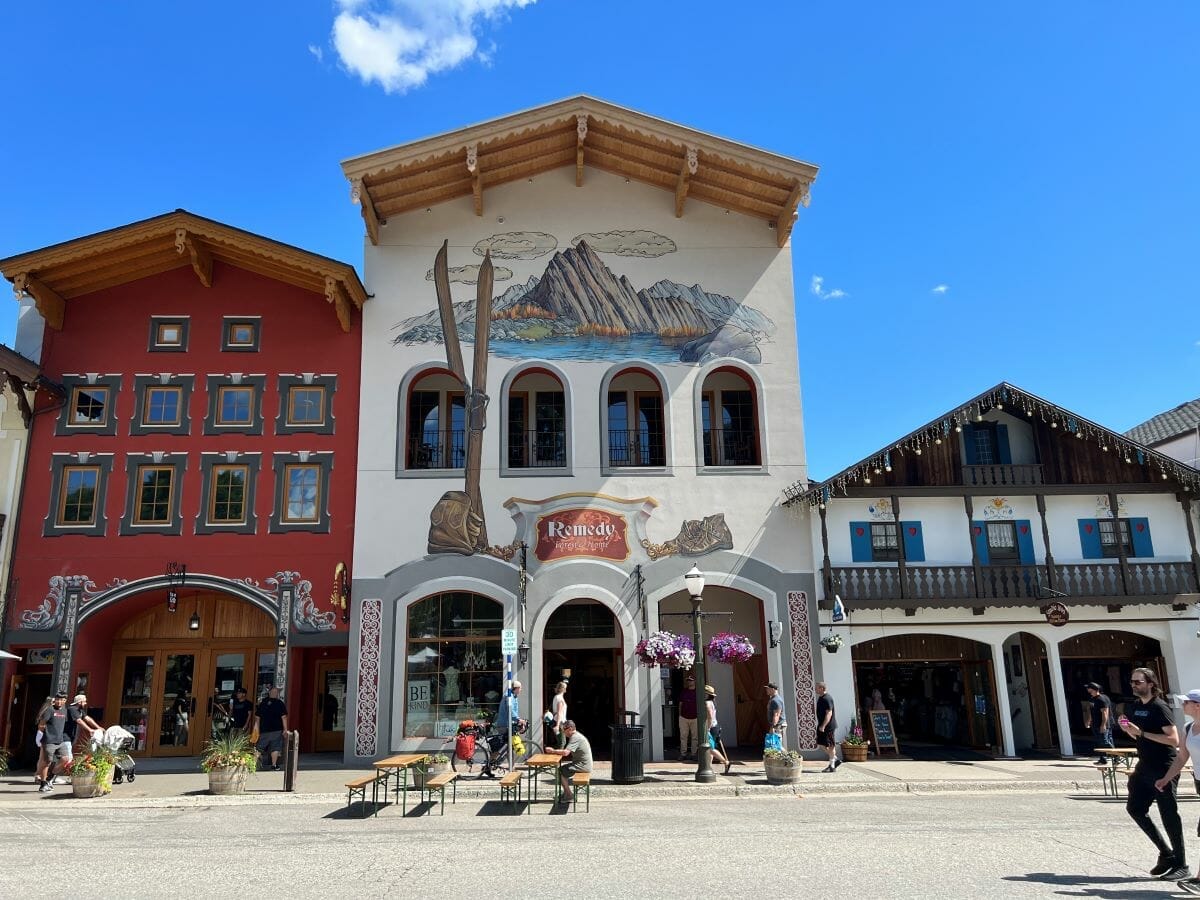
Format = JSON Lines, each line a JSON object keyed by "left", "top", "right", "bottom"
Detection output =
{"left": 391, "top": 239, "right": 775, "bottom": 364}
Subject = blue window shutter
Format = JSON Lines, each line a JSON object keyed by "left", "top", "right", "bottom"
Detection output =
{"left": 850, "top": 522, "right": 872, "bottom": 562}
{"left": 972, "top": 521, "right": 989, "bottom": 565}
{"left": 901, "top": 521, "right": 925, "bottom": 562}
{"left": 962, "top": 424, "right": 979, "bottom": 464}
{"left": 1130, "top": 517, "right": 1154, "bottom": 558}
{"left": 1078, "top": 519, "right": 1103, "bottom": 559}
{"left": 1015, "top": 519, "right": 1035, "bottom": 564}
{"left": 996, "top": 424, "right": 1012, "bottom": 464}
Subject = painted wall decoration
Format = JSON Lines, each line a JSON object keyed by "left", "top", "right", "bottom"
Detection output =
{"left": 1095, "top": 495, "right": 1128, "bottom": 519}
{"left": 641, "top": 514, "right": 735, "bottom": 560}
{"left": 867, "top": 499, "right": 894, "bottom": 522}
{"left": 392, "top": 230, "right": 775, "bottom": 365}
{"left": 354, "top": 597, "right": 383, "bottom": 758}
{"left": 787, "top": 590, "right": 818, "bottom": 750}
{"left": 982, "top": 498, "right": 1015, "bottom": 520}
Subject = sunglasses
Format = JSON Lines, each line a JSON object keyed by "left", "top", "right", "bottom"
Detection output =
{"left": 1130, "top": 679, "right": 1147, "bottom": 685}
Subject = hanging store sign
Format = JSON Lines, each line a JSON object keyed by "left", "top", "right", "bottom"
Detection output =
{"left": 1044, "top": 602, "right": 1070, "bottom": 626}
{"left": 534, "top": 508, "right": 629, "bottom": 563}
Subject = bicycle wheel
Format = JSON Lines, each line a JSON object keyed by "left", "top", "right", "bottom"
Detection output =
{"left": 521, "top": 740, "right": 543, "bottom": 759}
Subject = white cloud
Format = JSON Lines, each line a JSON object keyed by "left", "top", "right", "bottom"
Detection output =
{"left": 810, "top": 275, "right": 847, "bottom": 300}
{"left": 308, "top": 44, "right": 324, "bottom": 62}
{"left": 572, "top": 230, "right": 677, "bottom": 258}
{"left": 931, "top": 284, "right": 949, "bottom": 295}
{"left": 331, "top": 0, "right": 538, "bottom": 94}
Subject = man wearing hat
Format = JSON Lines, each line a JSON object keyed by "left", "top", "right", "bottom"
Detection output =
{"left": 228, "top": 687, "right": 254, "bottom": 735}
{"left": 36, "top": 692, "right": 79, "bottom": 793}
{"left": 1083, "top": 681, "right": 1114, "bottom": 765}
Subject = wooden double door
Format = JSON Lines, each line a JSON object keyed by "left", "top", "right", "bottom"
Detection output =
{"left": 108, "top": 644, "right": 277, "bottom": 757}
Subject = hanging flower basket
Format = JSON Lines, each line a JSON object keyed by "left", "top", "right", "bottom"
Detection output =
{"left": 706, "top": 632, "right": 756, "bottom": 665}
{"left": 820, "top": 634, "right": 844, "bottom": 653}
{"left": 635, "top": 631, "right": 696, "bottom": 669}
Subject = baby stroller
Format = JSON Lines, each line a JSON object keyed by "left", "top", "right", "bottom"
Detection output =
{"left": 92, "top": 725, "right": 137, "bottom": 784}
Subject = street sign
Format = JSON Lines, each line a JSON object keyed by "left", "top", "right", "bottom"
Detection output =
{"left": 501, "top": 628, "right": 518, "bottom": 654}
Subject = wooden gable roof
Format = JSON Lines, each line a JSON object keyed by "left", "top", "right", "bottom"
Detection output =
{"left": 340, "top": 95, "right": 819, "bottom": 248}
{"left": 785, "top": 382, "right": 1200, "bottom": 506}
{"left": 0, "top": 210, "right": 369, "bottom": 333}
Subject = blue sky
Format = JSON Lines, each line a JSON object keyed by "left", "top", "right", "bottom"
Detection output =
{"left": 2, "top": 2, "right": 1198, "bottom": 479}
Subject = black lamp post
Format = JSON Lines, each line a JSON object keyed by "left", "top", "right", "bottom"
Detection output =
{"left": 518, "top": 639, "right": 530, "bottom": 668}
{"left": 685, "top": 565, "right": 716, "bottom": 784}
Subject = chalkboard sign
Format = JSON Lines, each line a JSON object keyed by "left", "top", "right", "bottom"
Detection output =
{"left": 869, "top": 710, "right": 900, "bottom": 755}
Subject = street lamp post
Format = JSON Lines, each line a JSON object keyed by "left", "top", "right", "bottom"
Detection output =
{"left": 685, "top": 565, "right": 716, "bottom": 783}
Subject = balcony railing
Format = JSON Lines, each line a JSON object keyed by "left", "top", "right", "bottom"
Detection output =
{"left": 961, "top": 464, "right": 1044, "bottom": 487}
{"left": 831, "top": 561, "right": 1199, "bottom": 604}
{"left": 702, "top": 428, "right": 759, "bottom": 467}
{"left": 508, "top": 429, "right": 567, "bottom": 469}
{"left": 408, "top": 429, "right": 465, "bottom": 470}
{"left": 608, "top": 429, "right": 666, "bottom": 468}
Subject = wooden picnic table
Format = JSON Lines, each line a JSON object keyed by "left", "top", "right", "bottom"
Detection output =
{"left": 524, "top": 753, "right": 562, "bottom": 814}
{"left": 373, "top": 753, "right": 429, "bottom": 815}
{"left": 1096, "top": 747, "right": 1137, "bottom": 797}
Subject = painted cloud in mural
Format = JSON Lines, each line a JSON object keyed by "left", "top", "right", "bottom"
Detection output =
{"left": 570, "top": 229, "right": 677, "bottom": 258}
{"left": 425, "top": 263, "right": 514, "bottom": 284}
{"left": 473, "top": 231, "right": 558, "bottom": 259}
{"left": 393, "top": 233, "right": 776, "bottom": 365}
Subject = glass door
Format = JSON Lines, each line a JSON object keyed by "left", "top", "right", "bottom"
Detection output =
{"left": 207, "top": 652, "right": 247, "bottom": 742}
{"left": 116, "top": 654, "right": 155, "bottom": 754}
{"left": 313, "top": 660, "right": 348, "bottom": 752}
{"left": 155, "top": 653, "right": 198, "bottom": 756}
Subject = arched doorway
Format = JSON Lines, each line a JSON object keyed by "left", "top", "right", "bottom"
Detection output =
{"left": 542, "top": 600, "right": 621, "bottom": 756}
{"left": 104, "top": 593, "right": 277, "bottom": 757}
{"left": 851, "top": 633, "right": 1001, "bottom": 756}
{"left": 1000, "top": 632, "right": 1056, "bottom": 753}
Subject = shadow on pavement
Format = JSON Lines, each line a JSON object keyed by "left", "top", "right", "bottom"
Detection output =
{"left": 1003, "top": 872, "right": 1169, "bottom": 898}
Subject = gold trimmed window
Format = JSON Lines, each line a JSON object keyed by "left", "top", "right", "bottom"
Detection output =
{"left": 287, "top": 387, "right": 325, "bottom": 426}
{"left": 58, "top": 466, "right": 100, "bottom": 525}
{"left": 133, "top": 466, "right": 174, "bottom": 525}
{"left": 142, "top": 386, "right": 182, "bottom": 425}
{"left": 226, "top": 321, "right": 257, "bottom": 347}
{"left": 283, "top": 464, "right": 320, "bottom": 523}
{"left": 210, "top": 465, "right": 248, "bottom": 524}
{"left": 68, "top": 387, "right": 110, "bottom": 426}
{"left": 216, "top": 386, "right": 254, "bottom": 426}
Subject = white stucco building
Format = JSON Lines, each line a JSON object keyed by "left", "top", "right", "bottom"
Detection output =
{"left": 341, "top": 97, "right": 824, "bottom": 762}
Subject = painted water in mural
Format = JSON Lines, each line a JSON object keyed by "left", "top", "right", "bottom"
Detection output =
{"left": 393, "top": 229, "right": 775, "bottom": 365}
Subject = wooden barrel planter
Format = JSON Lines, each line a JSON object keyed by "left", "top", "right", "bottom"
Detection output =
{"left": 764, "top": 759, "right": 804, "bottom": 785}
{"left": 71, "top": 771, "right": 113, "bottom": 798}
{"left": 841, "top": 742, "right": 869, "bottom": 763}
{"left": 207, "top": 766, "right": 249, "bottom": 795}
{"left": 413, "top": 761, "right": 451, "bottom": 789}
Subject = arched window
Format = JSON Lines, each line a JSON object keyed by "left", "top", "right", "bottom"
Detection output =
{"left": 699, "top": 367, "right": 761, "bottom": 467}
{"left": 404, "top": 369, "right": 466, "bottom": 471}
{"left": 404, "top": 592, "right": 503, "bottom": 738}
{"left": 505, "top": 367, "right": 568, "bottom": 471}
{"left": 604, "top": 366, "right": 667, "bottom": 469}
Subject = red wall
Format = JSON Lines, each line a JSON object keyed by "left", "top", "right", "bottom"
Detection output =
{"left": 6, "top": 260, "right": 361, "bottom": 648}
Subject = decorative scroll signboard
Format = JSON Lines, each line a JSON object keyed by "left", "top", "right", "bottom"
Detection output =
{"left": 534, "top": 508, "right": 630, "bottom": 563}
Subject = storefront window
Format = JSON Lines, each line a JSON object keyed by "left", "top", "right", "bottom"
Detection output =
{"left": 405, "top": 592, "right": 502, "bottom": 739}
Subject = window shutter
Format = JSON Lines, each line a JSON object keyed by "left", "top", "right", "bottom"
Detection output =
{"left": 850, "top": 522, "right": 872, "bottom": 562}
{"left": 996, "top": 424, "right": 1012, "bottom": 464}
{"left": 972, "top": 521, "right": 989, "bottom": 565}
{"left": 1015, "top": 519, "right": 1035, "bottom": 564}
{"left": 900, "top": 521, "right": 925, "bottom": 562}
{"left": 1129, "top": 517, "right": 1154, "bottom": 558}
{"left": 1078, "top": 519, "right": 1103, "bottom": 559}
{"left": 962, "top": 424, "right": 979, "bottom": 465}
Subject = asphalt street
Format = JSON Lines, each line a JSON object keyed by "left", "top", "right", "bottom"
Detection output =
{"left": 2, "top": 792, "right": 1197, "bottom": 898}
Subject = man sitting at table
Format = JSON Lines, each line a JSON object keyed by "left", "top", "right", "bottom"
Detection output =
{"left": 548, "top": 720, "right": 592, "bottom": 804}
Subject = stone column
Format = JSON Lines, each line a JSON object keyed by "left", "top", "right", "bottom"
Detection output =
{"left": 990, "top": 641, "right": 1017, "bottom": 757}
{"left": 1043, "top": 637, "right": 1074, "bottom": 756}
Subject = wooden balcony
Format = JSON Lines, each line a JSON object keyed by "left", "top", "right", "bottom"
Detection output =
{"left": 830, "top": 561, "right": 1199, "bottom": 607}
{"left": 961, "top": 464, "right": 1044, "bottom": 487}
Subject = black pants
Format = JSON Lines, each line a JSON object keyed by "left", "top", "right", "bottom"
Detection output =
{"left": 1126, "top": 770, "right": 1186, "bottom": 864}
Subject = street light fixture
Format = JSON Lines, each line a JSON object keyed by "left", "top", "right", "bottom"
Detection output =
{"left": 518, "top": 639, "right": 530, "bottom": 668}
{"left": 684, "top": 565, "right": 716, "bottom": 784}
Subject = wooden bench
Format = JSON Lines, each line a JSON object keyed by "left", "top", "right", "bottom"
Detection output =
{"left": 421, "top": 772, "right": 458, "bottom": 815}
{"left": 345, "top": 774, "right": 382, "bottom": 817}
{"left": 569, "top": 772, "right": 591, "bottom": 812}
{"left": 499, "top": 770, "right": 523, "bottom": 809}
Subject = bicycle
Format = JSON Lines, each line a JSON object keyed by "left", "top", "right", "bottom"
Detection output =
{"left": 448, "top": 718, "right": 542, "bottom": 777}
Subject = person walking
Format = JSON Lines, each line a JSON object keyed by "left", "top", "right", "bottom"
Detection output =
{"left": 1083, "top": 682, "right": 1114, "bottom": 765}
{"left": 678, "top": 674, "right": 698, "bottom": 761}
{"left": 704, "top": 685, "right": 732, "bottom": 775}
{"left": 253, "top": 686, "right": 289, "bottom": 771}
{"left": 766, "top": 682, "right": 786, "bottom": 739}
{"left": 67, "top": 694, "right": 103, "bottom": 751}
{"left": 1118, "top": 667, "right": 1187, "bottom": 881}
{"left": 1154, "top": 688, "right": 1200, "bottom": 894}
{"left": 548, "top": 681, "right": 568, "bottom": 749}
{"left": 816, "top": 682, "right": 839, "bottom": 772}
{"left": 229, "top": 687, "right": 254, "bottom": 734}
{"left": 36, "top": 692, "right": 78, "bottom": 792}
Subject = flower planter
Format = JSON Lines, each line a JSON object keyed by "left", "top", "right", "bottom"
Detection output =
{"left": 841, "top": 742, "right": 869, "bottom": 763}
{"left": 413, "top": 762, "right": 450, "bottom": 789}
{"left": 207, "top": 765, "right": 249, "bottom": 795}
{"left": 71, "top": 771, "right": 113, "bottom": 798}
{"left": 764, "top": 759, "right": 804, "bottom": 785}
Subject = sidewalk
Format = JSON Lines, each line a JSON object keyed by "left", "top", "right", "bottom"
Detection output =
{"left": 0, "top": 753, "right": 1119, "bottom": 809}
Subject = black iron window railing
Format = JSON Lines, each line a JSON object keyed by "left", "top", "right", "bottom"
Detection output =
{"left": 508, "top": 429, "right": 567, "bottom": 468}
{"left": 608, "top": 429, "right": 666, "bottom": 468}
{"left": 702, "top": 428, "right": 759, "bottom": 467}
{"left": 408, "top": 429, "right": 466, "bottom": 470}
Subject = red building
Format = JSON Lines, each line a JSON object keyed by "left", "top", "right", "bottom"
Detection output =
{"left": 0, "top": 211, "right": 367, "bottom": 762}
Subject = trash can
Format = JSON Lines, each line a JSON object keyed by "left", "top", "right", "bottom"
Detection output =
{"left": 609, "top": 710, "right": 645, "bottom": 784}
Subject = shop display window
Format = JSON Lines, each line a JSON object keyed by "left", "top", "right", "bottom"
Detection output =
{"left": 404, "top": 592, "right": 502, "bottom": 739}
